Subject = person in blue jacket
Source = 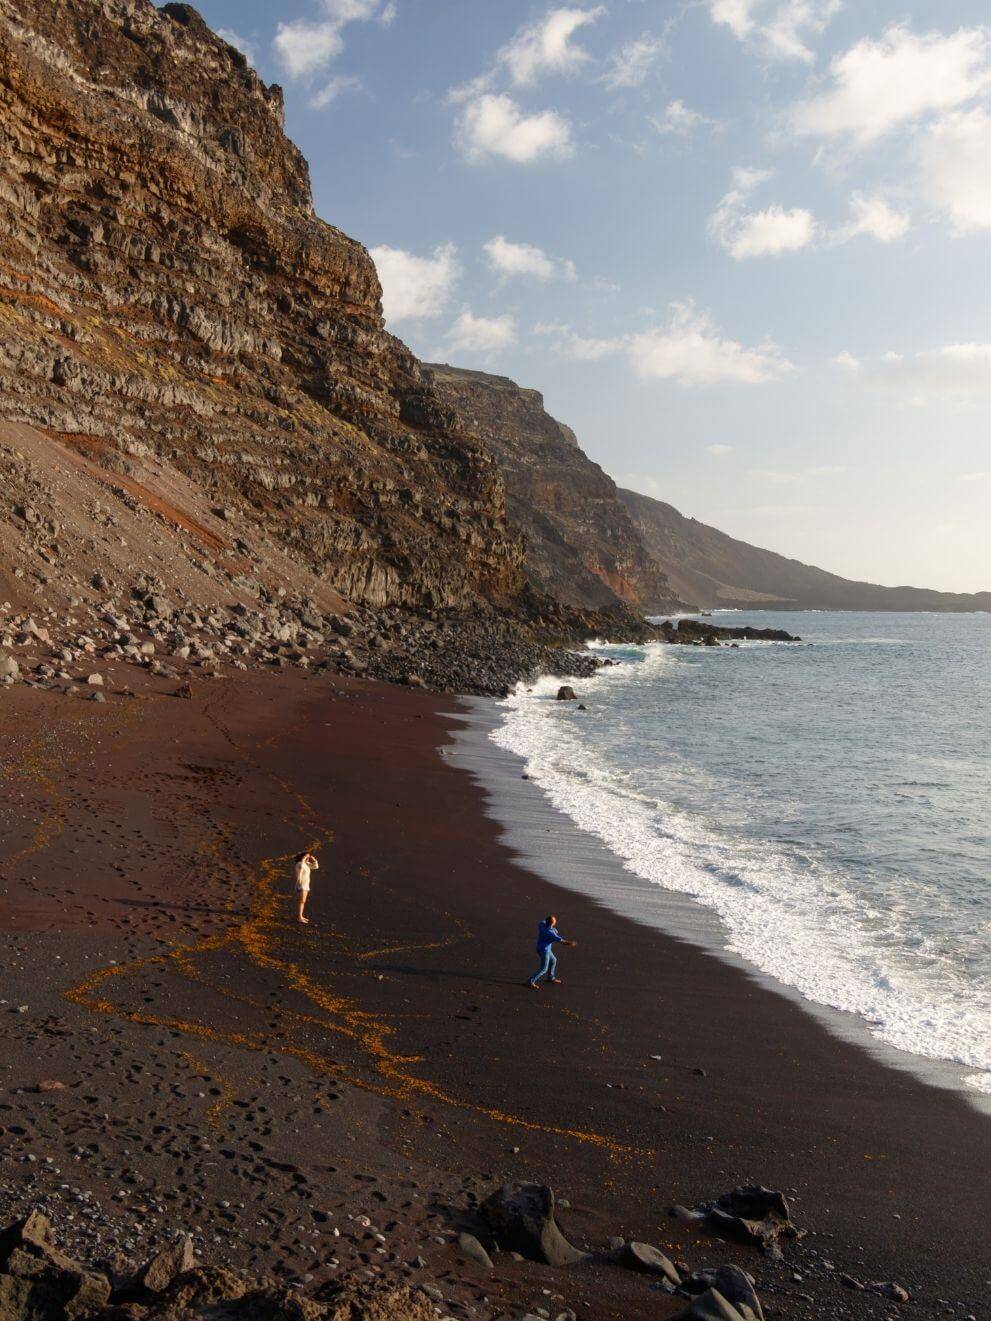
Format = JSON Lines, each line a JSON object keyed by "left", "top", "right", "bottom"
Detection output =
{"left": 528, "top": 914, "right": 577, "bottom": 989}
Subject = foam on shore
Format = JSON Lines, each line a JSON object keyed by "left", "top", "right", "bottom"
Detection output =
{"left": 493, "top": 643, "right": 991, "bottom": 1096}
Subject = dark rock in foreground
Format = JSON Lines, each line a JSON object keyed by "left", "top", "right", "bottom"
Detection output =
{"left": 0, "top": 1210, "right": 434, "bottom": 1320}
{"left": 692, "top": 1186, "right": 804, "bottom": 1253}
{"left": 480, "top": 1183, "right": 588, "bottom": 1267}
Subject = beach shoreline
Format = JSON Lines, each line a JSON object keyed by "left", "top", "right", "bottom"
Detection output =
{"left": 451, "top": 693, "right": 991, "bottom": 1117}
{"left": 0, "top": 670, "right": 987, "bottom": 1318}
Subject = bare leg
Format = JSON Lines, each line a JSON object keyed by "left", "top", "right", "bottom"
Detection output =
{"left": 296, "top": 890, "right": 310, "bottom": 924}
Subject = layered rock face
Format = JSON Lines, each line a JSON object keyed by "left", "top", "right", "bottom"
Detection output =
{"left": 0, "top": 0, "right": 524, "bottom": 612}
{"left": 427, "top": 365, "right": 685, "bottom": 616}
{"left": 620, "top": 488, "right": 991, "bottom": 613}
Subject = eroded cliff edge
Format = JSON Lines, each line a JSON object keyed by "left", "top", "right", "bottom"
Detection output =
{"left": 0, "top": 0, "right": 525, "bottom": 615}
{"left": 427, "top": 364, "right": 686, "bottom": 617}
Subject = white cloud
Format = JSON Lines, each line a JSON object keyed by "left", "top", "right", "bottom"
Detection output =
{"left": 484, "top": 236, "right": 576, "bottom": 282}
{"left": 628, "top": 301, "right": 792, "bottom": 386}
{"left": 444, "top": 309, "right": 517, "bottom": 356}
{"left": 309, "top": 74, "right": 362, "bottom": 109}
{"left": 761, "top": 0, "right": 843, "bottom": 64}
{"left": 603, "top": 33, "right": 667, "bottom": 90}
{"left": 790, "top": 24, "right": 991, "bottom": 145}
{"left": 273, "top": 19, "right": 344, "bottom": 79}
{"left": 217, "top": 28, "right": 257, "bottom": 65}
{"left": 724, "top": 205, "right": 816, "bottom": 259}
{"left": 709, "top": 0, "right": 757, "bottom": 41}
{"left": 833, "top": 349, "right": 860, "bottom": 370}
{"left": 536, "top": 303, "right": 792, "bottom": 385}
{"left": 457, "top": 93, "right": 574, "bottom": 164}
{"left": 273, "top": 0, "right": 390, "bottom": 81}
{"left": 533, "top": 322, "right": 622, "bottom": 360}
{"left": 960, "top": 470, "right": 990, "bottom": 481}
{"left": 650, "top": 99, "right": 714, "bottom": 136}
{"left": 708, "top": 168, "right": 816, "bottom": 259}
{"left": 708, "top": 0, "right": 841, "bottom": 65}
{"left": 369, "top": 243, "right": 460, "bottom": 324}
{"left": 834, "top": 191, "right": 911, "bottom": 243}
{"left": 918, "top": 106, "right": 991, "bottom": 233}
{"left": 706, "top": 443, "right": 735, "bottom": 455}
{"left": 868, "top": 343, "right": 991, "bottom": 394}
{"left": 499, "top": 7, "right": 605, "bottom": 87}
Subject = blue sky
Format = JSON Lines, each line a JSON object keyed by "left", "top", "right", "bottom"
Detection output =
{"left": 194, "top": 0, "right": 991, "bottom": 591}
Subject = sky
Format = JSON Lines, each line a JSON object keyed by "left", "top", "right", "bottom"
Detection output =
{"left": 193, "top": 0, "right": 991, "bottom": 592}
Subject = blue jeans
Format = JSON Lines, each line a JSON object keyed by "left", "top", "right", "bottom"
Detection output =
{"left": 530, "top": 947, "right": 558, "bottom": 984}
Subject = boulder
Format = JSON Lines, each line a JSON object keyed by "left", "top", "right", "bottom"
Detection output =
{"left": 556, "top": 686, "right": 576, "bottom": 701}
{"left": 456, "top": 1232, "right": 493, "bottom": 1270}
{"left": 623, "top": 1241, "right": 681, "bottom": 1284}
{"left": 135, "top": 1235, "right": 195, "bottom": 1292}
{"left": 685, "top": 1266, "right": 763, "bottom": 1320}
{"left": 866, "top": 1281, "right": 910, "bottom": 1303}
{"left": 673, "top": 1288, "right": 748, "bottom": 1320}
{"left": 0, "top": 1212, "right": 110, "bottom": 1319}
{"left": 480, "top": 1184, "right": 588, "bottom": 1267}
{"left": 0, "top": 651, "right": 18, "bottom": 680}
{"left": 696, "top": 1186, "right": 802, "bottom": 1250}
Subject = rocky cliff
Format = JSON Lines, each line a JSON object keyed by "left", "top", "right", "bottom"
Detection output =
{"left": 0, "top": 0, "right": 525, "bottom": 616}
{"left": 427, "top": 364, "right": 686, "bottom": 616}
{"left": 620, "top": 487, "right": 991, "bottom": 612}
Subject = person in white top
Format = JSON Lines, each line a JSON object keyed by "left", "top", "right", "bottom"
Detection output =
{"left": 293, "top": 851, "right": 319, "bottom": 925}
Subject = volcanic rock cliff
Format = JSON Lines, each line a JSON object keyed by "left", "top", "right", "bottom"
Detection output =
{"left": 427, "top": 364, "right": 686, "bottom": 616}
{"left": 0, "top": 0, "right": 525, "bottom": 615}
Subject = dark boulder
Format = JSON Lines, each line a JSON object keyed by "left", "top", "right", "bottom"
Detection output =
{"left": 866, "top": 1281, "right": 910, "bottom": 1302}
{"left": 673, "top": 1288, "right": 750, "bottom": 1320}
{"left": 623, "top": 1241, "right": 680, "bottom": 1284}
{"left": 685, "top": 1265, "right": 763, "bottom": 1319}
{"left": 133, "top": 1235, "right": 195, "bottom": 1293}
{"left": 0, "top": 1211, "right": 110, "bottom": 1319}
{"left": 455, "top": 1232, "right": 493, "bottom": 1270}
{"left": 480, "top": 1184, "right": 588, "bottom": 1267}
{"left": 556, "top": 685, "right": 577, "bottom": 700}
{"left": 694, "top": 1186, "right": 803, "bottom": 1251}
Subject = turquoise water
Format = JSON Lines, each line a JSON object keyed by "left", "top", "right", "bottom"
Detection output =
{"left": 493, "top": 612, "right": 991, "bottom": 1093}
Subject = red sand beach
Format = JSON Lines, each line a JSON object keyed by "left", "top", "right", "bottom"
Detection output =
{"left": 0, "top": 670, "right": 987, "bottom": 1319}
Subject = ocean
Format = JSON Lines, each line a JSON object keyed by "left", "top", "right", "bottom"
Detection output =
{"left": 491, "top": 611, "right": 991, "bottom": 1096}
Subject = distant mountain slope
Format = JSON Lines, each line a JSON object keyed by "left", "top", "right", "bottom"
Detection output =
{"left": 620, "top": 488, "right": 991, "bottom": 612}
{"left": 427, "top": 364, "right": 686, "bottom": 615}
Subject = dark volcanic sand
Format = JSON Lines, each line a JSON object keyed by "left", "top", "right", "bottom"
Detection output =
{"left": 0, "top": 671, "right": 987, "bottom": 1319}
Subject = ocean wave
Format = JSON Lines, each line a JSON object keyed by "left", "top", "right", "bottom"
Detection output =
{"left": 492, "top": 659, "right": 991, "bottom": 1093}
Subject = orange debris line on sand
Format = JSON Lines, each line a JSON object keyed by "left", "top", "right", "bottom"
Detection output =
{"left": 62, "top": 696, "right": 648, "bottom": 1162}
{"left": 65, "top": 842, "right": 647, "bottom": 1162}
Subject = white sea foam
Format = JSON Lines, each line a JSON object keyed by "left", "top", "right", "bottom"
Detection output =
{"left": 492, "top": 644, "right": 991, "bottom": 1094}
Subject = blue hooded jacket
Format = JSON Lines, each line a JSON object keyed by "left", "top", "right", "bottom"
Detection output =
{"left": 536, "top": 919, "right": 564, "bottom": 954}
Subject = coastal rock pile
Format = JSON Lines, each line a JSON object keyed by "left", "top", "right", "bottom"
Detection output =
{"left": 0, "top": 1211, "right": 435, "bottom": 1320}
{"left": 0, "top": 580, "right": 607, "bottom": 698}
{"left": 661, "top": 620, "right": 801, "bottom": 645}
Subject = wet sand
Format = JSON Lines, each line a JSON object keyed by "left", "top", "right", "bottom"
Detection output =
{"left": 0, "top": 670, "right": 987, "bottom": 1318}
